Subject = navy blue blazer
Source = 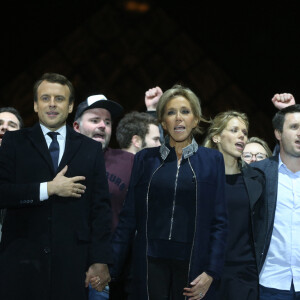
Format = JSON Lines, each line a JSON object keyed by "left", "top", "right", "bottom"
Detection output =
{"left": 0, "top": 123, "right": 112, "bottom": 300}
{"left": 111, "top": 143, "right": 228, "bottom": 300}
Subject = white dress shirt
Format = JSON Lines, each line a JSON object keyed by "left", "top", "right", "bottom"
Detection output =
{"left": 39, "top": 124, "right": 67, "bottom": 201}
{"left": 260, "top": 155, "right": 300, "bottom": 291}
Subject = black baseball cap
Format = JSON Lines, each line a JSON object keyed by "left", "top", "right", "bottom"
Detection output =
{"left": 74, "top": 94, "right": 124, "bottom": 121}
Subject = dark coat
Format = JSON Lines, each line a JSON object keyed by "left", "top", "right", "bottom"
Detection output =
{"left": 111, "top": 143, "right": 228, "bottom": 300}
{"left": 242, "top": 163, "right": 267, "bottom": 273}
{"left": 251, "top": 156, "right": 279, "bottom": 273}
{"left": 0, "top": 123, "right": 112, "bottom": 300}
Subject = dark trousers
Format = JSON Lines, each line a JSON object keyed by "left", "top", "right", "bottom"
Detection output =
{"left": 147, "top": 256, "right": 189, "bottom": 300}
{"left": 109, "top": 280, "right": 129, "bottom": 300}
{"left": 260, "top": 282, "right": 300, "bottom": 300}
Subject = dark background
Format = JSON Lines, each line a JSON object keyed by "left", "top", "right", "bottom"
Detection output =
{"left": 0, "top": 0, "right": 298, "bottom": 149}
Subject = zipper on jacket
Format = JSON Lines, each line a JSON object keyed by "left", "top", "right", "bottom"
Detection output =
{"left": 145, "top": 162, "right": 164, "bottom": 300}
{"left": 185, "top": 158, "right": 198, "bottom": 300}
{"left": 168, "top": 162, "right": 181, "bottom": 240}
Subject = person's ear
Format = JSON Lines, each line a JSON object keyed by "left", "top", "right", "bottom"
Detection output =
{"left": 68, "top": 102, "right": 74, "bottom": 113}
{"left": 34, "top": 101, "right": 38, "bottom": 113}
{"left": 73, "top": 121, "right": 80, "bottom": 133}
{"left": 192, "top": 118, "right": 199, "bottom": 129}
{"left": 274, "top": 129, "right": 282, "bottom": 142}
{"left": 132, "top": 135, "right": 142, "bottom": 149}
{"left": 212, "top": 135, "right": 220, "bottom": 144}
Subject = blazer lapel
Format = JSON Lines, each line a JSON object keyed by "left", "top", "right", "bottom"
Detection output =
{"left": 58, "top": 125, "right": 82, "bottom": 171}
{"left": 265, "top": 157, "right": 279, "bottom": 230}
{"left": 27, "top": 123, "right": 54, "bottom": 171}
{"left": 242, "top": 165, "right": 263, "bottom": 210}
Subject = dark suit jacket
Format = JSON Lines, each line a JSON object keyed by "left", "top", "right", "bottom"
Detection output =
{"left": 0, "top": 123, "right": 112, "bottom": 300}
{"left": 251, "top": 156, "right": 279, "bottom": 273}
{"left": 242, "top": 163, "right": 267, "bottom": 273}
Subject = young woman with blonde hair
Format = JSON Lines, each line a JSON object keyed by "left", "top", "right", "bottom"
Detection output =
{"left": 204, "top": 110, "right": 266, "bottom": 300}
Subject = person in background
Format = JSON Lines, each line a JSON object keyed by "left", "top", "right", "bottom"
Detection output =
{"left": 272, "top": 93, "right": 295, "bottom": 110}
{"left": 204, "top": 110, "right": 265, "bottom": 300}
{"left": 252, "top": 104, "right": 300, "bottom": 299}
{"left": 242, "top": 137, "right": 272, "bottom": 164}
{"left": 73, "top": 95, "right": 126, "bottom": 300}
{"left": 73, "top": 94, "right": 124, "bottom": 232}
{"left": 0, "top": 107, "right": 23, "bottom": 146}
{"left": 0, "top": 73, "right": 112, "bottom": 300}
{"left": 74, "top": 94, "right": 161, "bottom": 300}
{"left": 0, "top": 107, "right": 24, "bottom": 241}
{"left": 144, "top": 86, "right": 163, "bottom": 112}
{"left": 116, "top": 111, "right": 161, "bottom": 154}
{"left": 111, "top": 84, "right": 228, "bottom": 300}
{"left": 113, "top": 111, "right": 161, "bottom": 300}
{"left": 271, "top": 92, "right": 296, "bottom": 156}
{"left": 145, "top": 86, "right": 165, "bottom": 142}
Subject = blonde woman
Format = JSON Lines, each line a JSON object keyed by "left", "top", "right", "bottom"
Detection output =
{"left": 111, "top": 85, "right": 228, "bottom": 300}
{"left": 204, "top": 111, "right": 266, "bottom": 300}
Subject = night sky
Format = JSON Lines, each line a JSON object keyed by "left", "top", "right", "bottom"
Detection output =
{"left": 2, "top": 1, "right": 298, "bottom": 95}
{"left": 1, "top": 0, "right": 298, "bottom": 144}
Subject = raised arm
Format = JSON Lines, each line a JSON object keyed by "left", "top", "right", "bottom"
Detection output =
{"left": 145, "top": 86, "right": 163, "bottom": 111}
{"left": 271, "top": 93, "right": 295, "bottom": 110}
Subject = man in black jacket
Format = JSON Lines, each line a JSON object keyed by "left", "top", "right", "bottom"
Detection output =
{"left": 0, "top": 73, "right": 112, "bottom": 300}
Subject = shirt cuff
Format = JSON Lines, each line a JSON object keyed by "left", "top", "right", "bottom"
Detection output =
{"left": 205, "top": 270, "right": 219, "bottom": 280}
{"left": 40, "top": 182, "right": 49, "bottom": 201}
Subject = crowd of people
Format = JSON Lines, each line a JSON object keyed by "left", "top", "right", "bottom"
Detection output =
{"left": 0, "top": 73, "right": 299, "bottom": 300}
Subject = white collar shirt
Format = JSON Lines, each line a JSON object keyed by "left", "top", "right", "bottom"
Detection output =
{"left": 259, "top": 155, "right": 300, "bottom": 291}
{"left": 39, "top": 124, "right": 67, "bottom": 201}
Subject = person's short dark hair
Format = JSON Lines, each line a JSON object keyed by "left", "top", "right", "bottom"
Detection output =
{"left": 0, "top": 107, "right": 24, "bottom": 128}
{"left": 272, "top": 104, "right": 300, "bottom": 132}
{"left": 33, "top": 73, "right": 75, "bottom": 104}
{"left": 116, "top": 111, "right": 158, "bottom": 149}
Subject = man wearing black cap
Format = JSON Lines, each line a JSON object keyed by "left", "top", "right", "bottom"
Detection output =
{"left": 73, "top": 94, "right": 130, "bottom": 230}
{"left": 73, "top": 94, "right": 123, "bottom": 151}
{"left": 73, "top": 92, "right": 161, "bottom": 300}
{"left": 73, "top": 94, "right": 133, "bottom": 300}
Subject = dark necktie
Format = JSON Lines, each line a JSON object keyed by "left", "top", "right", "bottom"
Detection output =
{"left": 47, "top": 132, "right": 60, "bottom": 171}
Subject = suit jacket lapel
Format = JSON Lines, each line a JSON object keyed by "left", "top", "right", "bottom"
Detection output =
{"left": 265, "top": 157, "right": 279, "bottom": 231}
{"left": 242, "top": 164, "right": 263, "bottom": 210}
{"left": 58, "top": 125, "right": 82, "bottom": 171}
{"left": 27, "top": 123, "right": 54, "bottom": 171}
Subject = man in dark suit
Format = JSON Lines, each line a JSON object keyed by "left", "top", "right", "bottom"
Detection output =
{"left": 0, "top": 106, "right": 24, "bottom": 241}
{"left": 252, "top": 104, "right": 300, "bottom": 299}
{"left": 0, "top": 73, "right": 112, "bottom": 300}
{"left": 0, "top": 106, "right": 24, "bottom": 146}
